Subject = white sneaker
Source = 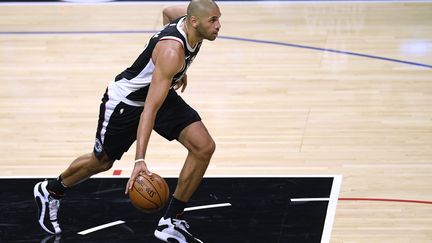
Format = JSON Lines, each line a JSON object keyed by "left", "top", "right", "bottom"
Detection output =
{"left": 33, "top": 181, "right": 62, "bottom": 234}
{"left": 154, "top": 217, "right": 203, "bottom": 243}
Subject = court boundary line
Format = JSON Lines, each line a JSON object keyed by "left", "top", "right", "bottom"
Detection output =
{"left": 184, "top": 202, "right": 232, "bottom": 211}
{"left": 219, "top": 36, "right": 432, "bottom": 69}
{"left": 291, "top": 197, "right": 330, "bottom": 202}
{"left": 75, "top": 203, "right": 232, "bottom": 235}
{"left": 322, "top": 175, "right": 342, "bottom": 243}
{"left": 1, "top": 30, "right": 430, "bottom": 69}
{"left": 77, "top": 220, "right": 125, "bottom": 235}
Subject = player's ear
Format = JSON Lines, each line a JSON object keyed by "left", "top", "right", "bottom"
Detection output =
{"left": 189, "top": 15, "right": 200, "bottom": 28}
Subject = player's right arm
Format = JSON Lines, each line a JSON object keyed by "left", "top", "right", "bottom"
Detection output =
{"left": 162, "top": 5, "right": 187, "bottom": 25}
{"left": 125, "top": 40, "right": 185, "bottom": 194}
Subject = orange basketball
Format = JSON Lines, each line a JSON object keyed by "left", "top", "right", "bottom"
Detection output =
{"left": 129, "top": 172, "right": 170, "bottom": 213}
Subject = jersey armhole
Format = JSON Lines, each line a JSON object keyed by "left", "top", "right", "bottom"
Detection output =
{"left": 159, "top": 36, "right": 184, "bottom": 49}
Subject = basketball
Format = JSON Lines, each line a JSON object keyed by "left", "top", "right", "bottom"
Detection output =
{"left": 129, "top": 172, "right": 170, "bottom": 213}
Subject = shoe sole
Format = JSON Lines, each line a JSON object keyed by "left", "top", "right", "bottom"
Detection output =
{"left": 154, "top": 230, "right": 184, "bottom": 243}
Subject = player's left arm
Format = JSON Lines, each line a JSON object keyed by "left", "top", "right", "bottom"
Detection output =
{"left": 162, "top": 5, "right": 187, "bottom": 25}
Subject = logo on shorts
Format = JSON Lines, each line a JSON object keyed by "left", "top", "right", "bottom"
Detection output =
{"left": 94, "top": 138, "right": 103, "bottom": 153}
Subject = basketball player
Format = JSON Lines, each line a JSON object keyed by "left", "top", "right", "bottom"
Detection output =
{"left": 33, "top": 1, "right": 221, "bottom": 242}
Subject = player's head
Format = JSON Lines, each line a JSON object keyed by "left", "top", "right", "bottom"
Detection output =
{"left": 186, "top": 0, "right": 221, "bottom": 41}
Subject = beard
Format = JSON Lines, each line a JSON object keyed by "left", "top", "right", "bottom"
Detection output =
{"left": 196, "top": 24, "right": 218, "bottom": 41}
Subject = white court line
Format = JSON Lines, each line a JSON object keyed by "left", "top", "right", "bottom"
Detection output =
{"left": 291, "top": 198, "right": 330, "bottom": 202}
{"left": 76, "top": 203, "right": 231, "bottom": 235}
{"left": 184, "top": 203, "right": 232, "bottom": 212}
{"left": 322, "top": 175, "right": 343, "bottom": 243}
{"left": 77, "top": 220, "right": 125, "bottom": 235}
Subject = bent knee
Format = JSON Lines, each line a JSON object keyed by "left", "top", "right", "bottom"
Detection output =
{"left": 192, "top": 138, "right": 216, "bottom": 160}
{"left": 100, "top": 160, "right": 114, "bottom": 172}
{"left": 93, "top": 153, "right": 115, "bottom": 172}
{"left": 206, "top": 139, "right": 216, "bottom": 156}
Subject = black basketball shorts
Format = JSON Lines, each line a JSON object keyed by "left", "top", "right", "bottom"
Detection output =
{"left": 93, "top": 88, "right": 201, "bottom": 160}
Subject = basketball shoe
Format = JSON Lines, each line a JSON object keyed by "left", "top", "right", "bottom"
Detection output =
{"left": 33, "top": 181, "right": 62, "bottom": 234}
{"left": 154, "top": 217, "right": 203, "bottom": 243}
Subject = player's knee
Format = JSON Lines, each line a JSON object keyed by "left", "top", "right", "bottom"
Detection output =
{"left": 99, "top": 156, "right": 114, "bottom": 172}
{"left": 206, "top": 139, "right": 216, "bottom": 157}
{"left": 193, "top": 137, "right": 216, "bottom": 161}
{"left": 92, "top": 153, "right": 114, "bottom": 173}
{"left": 100, "top": 160, "right": 114, "bottom": 172}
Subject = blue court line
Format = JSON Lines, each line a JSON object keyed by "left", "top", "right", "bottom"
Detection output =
{"left": 219, "top": 36, "right": 432, "bottom": 69}
{"left": 1, "top": 30, "right": 431, "bottom": 69}
{"left": 0, "top": 30, "right": 156, "bottom": 35}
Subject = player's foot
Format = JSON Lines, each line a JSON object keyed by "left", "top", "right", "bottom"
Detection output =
{"left": 154, "top": 217, "right": 203, "bottom": 243}
{"left": 33, "top": 181, "right": 62, "bottom": 234}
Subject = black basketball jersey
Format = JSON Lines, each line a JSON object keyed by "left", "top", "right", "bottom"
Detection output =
{"left": 111, "top": 16, "right": 202, "bottom": 104}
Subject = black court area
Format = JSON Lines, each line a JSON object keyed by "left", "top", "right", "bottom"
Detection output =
{"left": 0, "top": 176, "right": 341, "bottom": 243}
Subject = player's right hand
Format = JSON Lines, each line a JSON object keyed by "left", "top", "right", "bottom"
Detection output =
{"left": 125, "top": 160, "right": 152, "bottom": 195}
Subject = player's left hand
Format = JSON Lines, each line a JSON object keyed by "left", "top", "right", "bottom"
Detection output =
{"left": 174, "top": 74, "right": 187, "bottom": 92}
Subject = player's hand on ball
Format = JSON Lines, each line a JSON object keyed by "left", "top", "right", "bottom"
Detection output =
{"left": 125, "top": 159, "right": 152, "bottom": 195}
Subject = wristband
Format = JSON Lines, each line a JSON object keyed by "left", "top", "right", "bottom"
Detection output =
{"left": 134, "top": 159, "right": 145, "bottom": 163}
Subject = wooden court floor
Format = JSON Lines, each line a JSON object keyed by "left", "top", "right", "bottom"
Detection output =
{"left": 0, "top": 1, "right": 431, "bottom": 242}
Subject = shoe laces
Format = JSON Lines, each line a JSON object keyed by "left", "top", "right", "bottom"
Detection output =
{"left": 48, "top": 196, "right": 60, "bottom": 221}
{"left": 172, "top": 218, "right": 190, "bottom": 231}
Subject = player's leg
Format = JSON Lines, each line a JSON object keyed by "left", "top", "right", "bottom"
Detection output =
{"left": 161, "top": 121, "right": 215, "bottom": 243}
{"left": 34, "top": 89, "right": 141, "bottom": 235}
{"left": 174, "top": 121, "right": 215, "bottom": 202}
{"left": 59, "top": 151, "right": 114, "bottom": 187}
{"left": 155, "top": 121, "right": 214, "bottom": 243}
{"left": 45, "top": 151, "right": 115, "bottom": 197}
{"left": 33, "top": 151, "right": 114, "bottom": 234}
{"left": 153, "top": 89, "right": 214, "bottom": 243}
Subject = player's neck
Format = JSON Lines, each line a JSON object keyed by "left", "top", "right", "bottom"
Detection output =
{"left": 183, "top": 22, "right": 201, "bottom": 48}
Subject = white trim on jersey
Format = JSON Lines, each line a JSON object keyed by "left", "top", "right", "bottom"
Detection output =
{"left": 100, "top": 81, "right": 145, "bottom": 143}
{"left": 100, "top": 88, "right": 120, "bottom": 144}
{"left": 108, "top": 58, "right": 154, "bottom": 107}
{"left": 109, "top": 80, "right": 146, "bottom": 107}
{"left": 160, "top": 36, "right": 185, "bottom": 49}
{"left": 177, "top": 17, "right": 198, "bottom": 52}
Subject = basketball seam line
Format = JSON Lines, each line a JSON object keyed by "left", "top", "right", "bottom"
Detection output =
{"left": 143, "top": 176, "right": 164, "bottom": 205}
{"left": 132, "top": 184, "right": 160, "bottom": 208}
